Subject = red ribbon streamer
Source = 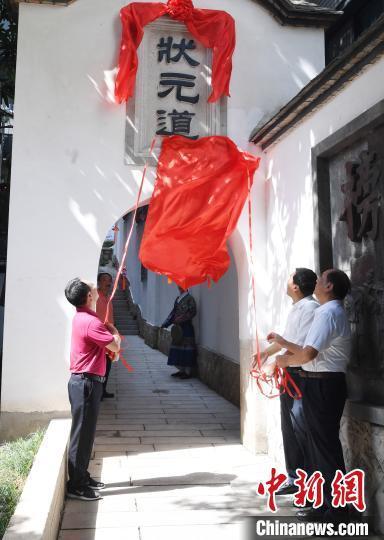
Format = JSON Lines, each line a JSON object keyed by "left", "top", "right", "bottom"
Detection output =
{"left": 103, "top": 137, "right": 157, "bottom": 373}
{"left": 115, "top": 0, "right": 235, "bottom": 104}
{"left": 247, "top": 173, "right": 302, "bottom": 400}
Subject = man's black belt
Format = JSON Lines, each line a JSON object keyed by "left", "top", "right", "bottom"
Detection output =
{"left": 72, "top": 372, "right": 106, "bottom": 383}
{"left": 298, "top": 371, "right": 345, "bottom": 379}
{"left": 286, "top": 367, "right": 302, "bottom": 373}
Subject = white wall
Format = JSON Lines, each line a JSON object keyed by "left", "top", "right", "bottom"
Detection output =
{"left": 1, "top": 0, "right": 325, "bottom": 417}
{"left": 261, "top": 57, "right": 384, "bottom": 462}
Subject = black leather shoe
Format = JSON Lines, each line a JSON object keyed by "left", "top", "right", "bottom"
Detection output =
{"left": 276, "top": 483, "right": 297, "bottom": 496}
{"left": 67, "top": 486, "right": 102, "bottom": 501}
{"left": 102, "top": 391, "right": 114, "bottom": 399}
{"left": 88, "top": 477, "right": 105, "bottom": 490}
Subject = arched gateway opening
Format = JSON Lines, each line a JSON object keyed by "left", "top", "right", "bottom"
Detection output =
{"left": 95, "top": 203, "right": 242, "bottom": 417}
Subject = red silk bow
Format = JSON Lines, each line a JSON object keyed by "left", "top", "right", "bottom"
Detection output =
{"left": 115, "top": 0, "right": 235, "bottom": 104}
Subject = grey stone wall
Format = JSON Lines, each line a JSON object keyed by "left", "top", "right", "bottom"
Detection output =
{"left": 197, "top": 347, "right": 240, "bottom": 407}
{"left": 141, "top": 323, "right": 159, "bottom": 349}
{"left": 157, "top": 328, "right": 172, "bottom": 357}
{"left": 341, "top": 414, "right": 384, "bottom": 533}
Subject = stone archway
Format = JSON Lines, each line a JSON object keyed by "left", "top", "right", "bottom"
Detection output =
{"left": 101, "top": 208, "right": 269, "bottom": 457}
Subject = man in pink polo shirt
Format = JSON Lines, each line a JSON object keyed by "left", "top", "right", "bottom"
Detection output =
{"left": 65, "top": 277, "right": 121, "bottom": 501}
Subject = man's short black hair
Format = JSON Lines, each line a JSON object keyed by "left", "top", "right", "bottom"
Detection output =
{"left": 325, "top": 269, "right": 351, "bottom": 300}
{"left": 97, "top": 272, "right": 112, "bottom": 284}
{"left": 293, "top": 268, "right": 317, "bottom": 297}
{"left": 65, "top": 278, "right": 91, "bottom": 307}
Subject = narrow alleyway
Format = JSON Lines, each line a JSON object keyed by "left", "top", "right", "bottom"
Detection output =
{"left": 58, "top": 336, "right": 295, "bottom": 539}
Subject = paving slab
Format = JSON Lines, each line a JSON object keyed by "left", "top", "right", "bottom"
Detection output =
{"left": 59, "top": 335, "right": 294, "bottom": 539}
{"left": 59, "top": 528, "right": 140, "bottom": 540}
{"left": 139, "top": 524, "right": 241, "bottom": 540}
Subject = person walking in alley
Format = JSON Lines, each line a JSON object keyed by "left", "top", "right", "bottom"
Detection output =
{"left": 254, "top": 268, "right": 319, "bottom": 495}
{"left": 96, "top": 272, "right": 115, "bottom": 399}
{"left": 161, "top": 286, "right": 197, "bottom": 379}
{"left": 273, "top": 269, "right": 351, "bottom": 523}
{"left": 65, "top": 277, "right": 121, "bottom": 501}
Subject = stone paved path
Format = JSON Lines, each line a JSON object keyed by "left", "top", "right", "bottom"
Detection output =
{"left": 59, "top": 336, "right": 372, "bottom": 540}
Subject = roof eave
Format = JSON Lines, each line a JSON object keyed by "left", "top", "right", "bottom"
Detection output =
{"left": 255, "top": 0, "right": 343, "bottom": 27}
{"left": 250, "top": 13, "right": 384, "bottom": 149}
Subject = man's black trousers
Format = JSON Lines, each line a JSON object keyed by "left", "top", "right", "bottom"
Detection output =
{"left": 299, "top": 374, "right": 347, "bottom": 512}
{"left": 103, "top": 357, "right": 112, "bottom": 394}
{"left": 67, "top": 374, "right": 103, "bottom": 490}
{"left": 280, "top": 369, "right": 306, "bottom": 483}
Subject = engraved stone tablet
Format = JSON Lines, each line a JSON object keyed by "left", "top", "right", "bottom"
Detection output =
{"left": 125, "top": 16, "right": 226, "bottom": 165}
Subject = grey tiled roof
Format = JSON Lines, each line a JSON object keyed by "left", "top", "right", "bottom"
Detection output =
{"left": 255, "top": 0, "right": 343, "bottom": 26}
{"left": 301, "top": 0, "right": 341, "bottom": 8}
{"left": 286, "top": 0, "right": 343, "bottom": 11}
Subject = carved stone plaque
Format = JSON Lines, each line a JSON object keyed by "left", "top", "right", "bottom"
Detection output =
{"left": 315, "top": 108, "right": 384, "bottom": 406}
{"left": 125, "top": 16, "right": 226, "bottom": 165}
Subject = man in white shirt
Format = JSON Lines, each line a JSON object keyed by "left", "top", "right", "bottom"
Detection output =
{"left": 255, "top": 268, "right": 318, "bottom": 495}
{"left": 276, "top": 268, "right": 351, "bottom": 522}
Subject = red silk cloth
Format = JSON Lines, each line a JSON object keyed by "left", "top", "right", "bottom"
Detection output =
{"left": 139, "top": 135, "right": 260, "bottom": 289}
{"left": 115, "top": 0, "right": 235, "bottom": 104}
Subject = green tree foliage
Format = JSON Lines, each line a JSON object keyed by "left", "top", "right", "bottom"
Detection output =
{"left": 0, "top": 0, "right": 17, "bottom": 110}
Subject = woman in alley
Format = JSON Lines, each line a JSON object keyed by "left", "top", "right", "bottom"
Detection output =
{"left": 161, "top": 287, "right": 197, "bottom": 379}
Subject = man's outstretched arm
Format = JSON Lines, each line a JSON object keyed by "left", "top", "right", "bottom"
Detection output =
{"left": 276, "top": 346, "right": 318, "bottom": 368}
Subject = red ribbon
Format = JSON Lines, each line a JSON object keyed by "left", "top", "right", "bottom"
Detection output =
{"left": 115, "top": 0, "right": 235, "bottom": 104}
{"left": 103, "top": 137, "right": 157, "bottom": 373}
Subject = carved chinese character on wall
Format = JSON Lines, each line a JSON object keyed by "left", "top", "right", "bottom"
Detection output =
{"left": 339, "top": 151, "right": 382, "bottom": 242}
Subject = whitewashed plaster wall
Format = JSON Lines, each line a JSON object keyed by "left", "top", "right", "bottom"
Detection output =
{"left": 1, "top": 0, "right": 325, "bottom": 442}
{"left": 261, "top": 57, "right": 384, "bottom": 465}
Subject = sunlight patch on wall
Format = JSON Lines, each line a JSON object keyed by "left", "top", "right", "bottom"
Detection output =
{"left": 69, "top": 198, "right": 101, "bottom": 245}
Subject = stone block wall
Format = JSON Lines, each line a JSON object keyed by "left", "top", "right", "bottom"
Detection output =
{"left": 197, "top": 347, "right": 240, "bottom": 407}
{"left": 341, "top": 414, "right": 384, "bottom": 533}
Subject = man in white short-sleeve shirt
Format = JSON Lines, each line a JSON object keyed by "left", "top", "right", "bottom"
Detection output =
{"left": 276, "top": 269, "right": 352, "bottom": 523}
{"left": 255, "top": 268, "right": 319, "bottom": 495}
{"left": 302, "top": 299, "right": 350, "bottom": 372}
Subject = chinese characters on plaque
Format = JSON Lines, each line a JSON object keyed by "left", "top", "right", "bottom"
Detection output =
{"left": 125, "top": 18, "right": 224, "bottom": 164}
{"left": 156, "top": 36, "right": 200, "bottom": 139}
